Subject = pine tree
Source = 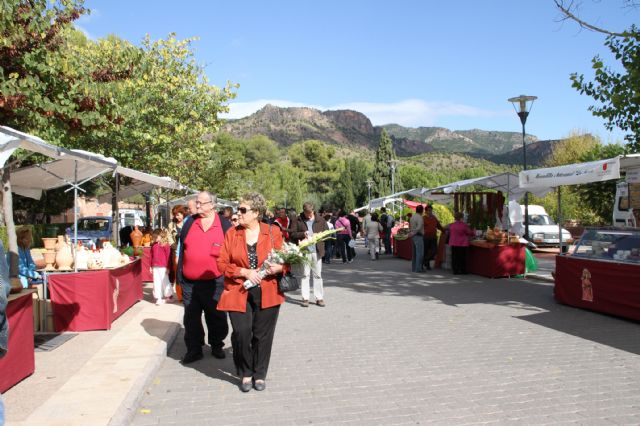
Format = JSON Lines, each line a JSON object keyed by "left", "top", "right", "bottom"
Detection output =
{"left": 372, "top": 129, "right": 400, "bottom": 197}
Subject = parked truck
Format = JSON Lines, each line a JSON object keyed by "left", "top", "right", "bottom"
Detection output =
{"left": 67, "top": 210, "right": 146, "bottom": 248}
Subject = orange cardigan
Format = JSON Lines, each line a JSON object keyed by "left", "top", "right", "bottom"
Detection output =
{"left": 216, "top": 222, "right": 285, "bottom": 312}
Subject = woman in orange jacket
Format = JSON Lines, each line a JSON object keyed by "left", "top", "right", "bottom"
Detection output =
{"left": 217, "top": 192, "right": 285, "bottom": 393}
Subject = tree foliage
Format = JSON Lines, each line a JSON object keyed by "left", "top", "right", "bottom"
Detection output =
{"left": 570, "top": 28, "right": 640, "bottom": 152}
{"left": 372, "top": 129, "right": 399, "bottom": 197}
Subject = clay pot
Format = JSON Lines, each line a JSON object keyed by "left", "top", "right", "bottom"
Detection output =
{"left": 55, "top": 238, "right": 73, "bottom": 270}
{"left": 42, "top": 237, "right": 57, "bottom": 250}
{"left": 43, "top": 250, "right": 56, "bottom": 270}
{"left": 130, "top": 226, "right": 143, "bottom": 248}
{"left": 75, "top": 246, "right": 89, "bottom": 269}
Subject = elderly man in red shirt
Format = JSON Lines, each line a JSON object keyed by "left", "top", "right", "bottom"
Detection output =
{"left": 176, "top": 191, "right": 232, "bottom": 364}
{"left": 422, "top": 205, "right": 444, "bottom": 270}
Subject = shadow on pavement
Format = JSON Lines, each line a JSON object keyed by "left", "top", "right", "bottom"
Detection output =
{"left": 325, "top": 253, "right": 640, "bottom": 356}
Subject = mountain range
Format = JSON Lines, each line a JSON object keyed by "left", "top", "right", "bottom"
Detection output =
{"left": 222, "top": 104, "right": 556, "bottom": 166}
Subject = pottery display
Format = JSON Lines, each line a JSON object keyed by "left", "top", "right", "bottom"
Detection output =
{"left": 55, "top": 236, "right": 73, "bottom": 270}
{"left": 43, "top": 250, "right": 56, "bottom": 270}
{"left": 42, "top": 237, "right": 57, "bottom": 250}
{"left": 75, "top": 246, "right": 89, "bottom": 269}
{"left": 130, "top": 226, "right": 143, "bottom": 248}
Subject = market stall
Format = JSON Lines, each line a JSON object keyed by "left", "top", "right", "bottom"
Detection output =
{"left": 520, "top": 155, "right": 640, "bottom": 321}
{"left": 140, "top": 246, "right": 153, "bottom": 282}
{"left": 46, "top": 259, "right": 142, "bottom": 332}
{"left": 0, "top": 289, "right": 36, "bottom": 392}
{"left": 467, "top": 240, "right": 525, "bottom": 278}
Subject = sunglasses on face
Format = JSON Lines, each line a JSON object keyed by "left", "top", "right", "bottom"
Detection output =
{"left": 231, "top": 217, "right": 239, "bottom": 222}
{"left": 237, "top": 207, "right": 252, "bottom": 214}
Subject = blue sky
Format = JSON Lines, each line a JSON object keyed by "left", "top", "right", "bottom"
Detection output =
{"left": 79, "top": 1, "right": 636, "bottom": 142}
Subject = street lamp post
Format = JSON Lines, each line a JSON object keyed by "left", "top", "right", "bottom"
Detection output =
{"left": 388, "top": 159, "right": 398, "bottom": 217}
{"left": 365, "top": 179, "right": 374, "bottom": 211}
{"left": 508, "top": 94, "right": 537, "bottom": 241}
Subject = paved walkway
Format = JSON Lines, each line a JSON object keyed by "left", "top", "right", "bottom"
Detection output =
{"left": 132, "top": 245, "right": 639, "bottom": 425}
{"left": 4, "top": 243, "right": 640, "bottom": 425}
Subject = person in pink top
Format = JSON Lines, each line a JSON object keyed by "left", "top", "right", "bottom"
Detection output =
{"left": 334, "top": 210, "right": 354, "bottom": 263}
{"left": 151, "top": 228, "right": 174, "bottom": 305}
{"left": 447, "top": 212, "right": 475, "bottom": 275}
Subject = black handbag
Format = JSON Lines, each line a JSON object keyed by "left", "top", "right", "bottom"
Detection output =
{"left": 268, "top": 225, "right": 300, "bottom": 293}
{"left": 277, "top": 270, "right": 300, "bottom": 293}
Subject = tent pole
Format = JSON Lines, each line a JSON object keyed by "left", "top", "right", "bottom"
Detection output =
{"left": 114, "top": 172, "right": 120, "bottom": 247}
{"left": 558, "top": 187, "right": 564, "bottom": 256}
{"left": 73, "top": 160, "right": 78, "bottom": 272}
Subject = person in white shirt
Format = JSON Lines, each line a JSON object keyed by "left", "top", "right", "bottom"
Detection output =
{"left": 365, "top": 213, "right": 383, "bottom": 260}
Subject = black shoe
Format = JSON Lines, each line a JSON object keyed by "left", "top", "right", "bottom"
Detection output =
{"left": 240, "top": 379, "right": 252, "bottom": 393}
{"left": 253, "top": 379, "right": 266, "bottom": 391}
{"left": 211, "top": 347, "right": 226, "bottom": 359}
{"left": 181, "top": 351, "right": 203, "bottom": 364}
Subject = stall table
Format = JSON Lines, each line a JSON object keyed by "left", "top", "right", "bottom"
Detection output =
{"left": 466, "top": 241, "right": 525, "bottom": 278}
{"left": 47, "top": 259, "right": 142, "bottom": 332}
{"left": 394, "top": 237, "right": 412, "bottom": 260}
{"left": 140, "top": 246, "right": 153, "bottom": 282}
{"left": 0, "top": 289, "right": 36, "bottom": 392}
{"left": 554, "top": 255, "right": 640, "bottom": 321}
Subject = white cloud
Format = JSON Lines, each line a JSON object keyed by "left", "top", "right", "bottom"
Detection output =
{"left": 73, "top": 9, "right": 100, "bottom": 40}
{"left": 221, "top": 98, "right": 505, "bottom": 127}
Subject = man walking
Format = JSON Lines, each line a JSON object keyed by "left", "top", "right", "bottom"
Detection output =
{"left": 380, "top": 207, "right": 393, "bottom": 254}
{"left": 177, "top": 191, "right": 232, "bottom": 364}
{"left": 408, "top": 205, "right": 425, "bottom": 273}
{"left": 290, "top": 202, "right": 329, "bottom": 307}
{"left": 273, "top": 207, "right": 291, "bottom": 242}
{"left": 422, "top": 205, "right": 443, "bottom": 270}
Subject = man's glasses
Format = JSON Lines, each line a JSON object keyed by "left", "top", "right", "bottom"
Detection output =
{"left": 195, "top": 201, "right": 212, "bottom": 206}
{"left": 238, "top": 207, "right": 252, "bottom": 214}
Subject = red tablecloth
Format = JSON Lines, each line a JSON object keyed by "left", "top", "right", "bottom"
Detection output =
{"left": 0, "top": 290, "right": 35, "bottom": 392}
{"left": 466, "top": 242, "right": 525, "bottom": 278}
{"left": 555, "top": 255, "right": 640, "bottom": 321}
{"left": 140, "top": 246, "right": 153, "bottom": 282}
{"left": 394, "top": 237, "right": 412, "bottom": 260}
{"left": 48, "top": 259, "right": 143, "bottom": 332}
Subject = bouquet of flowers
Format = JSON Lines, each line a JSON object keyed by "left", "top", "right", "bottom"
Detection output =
{"left": 243, "top": 228, "right": 342, "bottom": 289}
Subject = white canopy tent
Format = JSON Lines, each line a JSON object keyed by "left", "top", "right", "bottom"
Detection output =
{"left": 518, "top": 154, "right": 640, "bottom": 252}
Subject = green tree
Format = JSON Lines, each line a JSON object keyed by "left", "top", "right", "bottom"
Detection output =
{"left": 544, "top": 132, "right": 600, "bottom": 167}
{"left": 333, "top": 160, "right": 356, "bottom": 211}
{"left": 288, "top": 140, "right": 338, "bottom": 194}
{"left": 570, "top": 28, "right": 640, "bottom": 152}
{"left": 372, "top": 129, "right": 399, "bottom": 197}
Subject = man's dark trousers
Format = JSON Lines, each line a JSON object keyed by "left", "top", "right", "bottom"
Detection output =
{"left": 181, "top": 278, "right": 228, "bottom": 355}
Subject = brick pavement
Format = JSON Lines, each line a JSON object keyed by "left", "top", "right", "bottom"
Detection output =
{"left": 131, "top": 245, "right": 640, "bottom": 425}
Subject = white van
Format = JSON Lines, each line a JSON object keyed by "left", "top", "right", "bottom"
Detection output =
{"left": 521, "top": 205, "right": 573, "bottom": 246}
{"left": 116, "top": 209, "right": 146, "bottom": 228}
{"left": 613, "top": 181, "right": 638, "bottom": 227}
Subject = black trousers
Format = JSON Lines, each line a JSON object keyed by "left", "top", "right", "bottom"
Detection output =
{"left": 181, "top": 279, "right": 229, "bottom": 354}
{"left": 336, "top": 234, "right": 353, "bottom": 262}
{"left": 451, "top": 246, "right": 468, "bottom": 274}
{"left": 229, "top": 286, "right": 280, "bottom": 380}
{"left": 423, "top": 236, "right": 438, "bottom": 267}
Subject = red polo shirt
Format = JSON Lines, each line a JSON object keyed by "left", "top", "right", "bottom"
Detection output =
{"left": 182, "top": 216, "right": 224, "bottom": 280}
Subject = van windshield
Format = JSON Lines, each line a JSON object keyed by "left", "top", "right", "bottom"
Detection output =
{"left": 528, "top": 214, "right": 556, "bottom": 226}
{"left": 78, "top": 218, "right": 110, "bottom": 232}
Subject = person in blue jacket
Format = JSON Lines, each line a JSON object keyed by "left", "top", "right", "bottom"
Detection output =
{"left": 16, "top": 228, "right": 41, "bottom": 288}
{"left": 0, "top": 240, "right": 11, "bottom": 424}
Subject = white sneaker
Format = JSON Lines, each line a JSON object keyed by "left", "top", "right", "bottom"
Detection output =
{"left": 155, "top": 298, "right": 165, "bottom": 305}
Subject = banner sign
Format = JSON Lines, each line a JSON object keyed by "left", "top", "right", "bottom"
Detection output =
{"left": 626, "top": 167, "right": 640, "bottom": 184}
{"left": 519, "top": 157, "right": 620, "bottom": 189}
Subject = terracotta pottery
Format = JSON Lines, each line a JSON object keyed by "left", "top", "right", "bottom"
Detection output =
{"left": 130, "top": 226, "right": 143, "bottom": 248}
{"left": 42, "top": 237, "right": 57, "bottom": 250}
{"left": 55, "top": 237, "right": 73, "bottom": 270}
{"left": 43, "top": 250, "right": 56, "bottom": 270}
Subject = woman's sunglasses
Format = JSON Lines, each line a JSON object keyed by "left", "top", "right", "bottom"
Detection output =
{"left": 231, "top": 217, "right": 239, "bottom": 222}
{"left": 237, "top": 207, "right": 252, "bottom": 214}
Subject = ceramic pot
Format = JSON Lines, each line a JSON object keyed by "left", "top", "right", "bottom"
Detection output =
{"left": 43, "top": 250, "right": 56, "bottom": 270}
{"left": 55, "top": 238, "right": 73, "bottom": 270}
{"left": 130, "top": 226, "right": 143, "bottom": 248}
{"left": 42, "top": 237, "right": 57, "bottom": 250}
{"left": 75, "top": 246, "right": 89, "bottom": 269}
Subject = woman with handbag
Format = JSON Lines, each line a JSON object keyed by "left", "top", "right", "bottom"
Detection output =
{"left": 217, "top": 192, "right": 285, "bottom": 393}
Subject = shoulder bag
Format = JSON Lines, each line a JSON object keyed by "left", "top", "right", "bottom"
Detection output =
{"left": 269, "top": 226, "right": 300, "bottom": 293}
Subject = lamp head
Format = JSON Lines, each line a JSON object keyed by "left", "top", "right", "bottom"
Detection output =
{"left": 508, "top": 95, "right": 537, "bottom": 125}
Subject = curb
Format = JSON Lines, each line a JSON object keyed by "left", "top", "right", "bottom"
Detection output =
{"left": 108, "top": 321, "right": 181, "bottom": 426}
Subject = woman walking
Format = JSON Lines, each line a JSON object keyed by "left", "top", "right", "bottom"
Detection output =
{"left": 448, "top": 212, "right": 474, "bottom": 274}
{"left": 217, "top": 192, "right": 285, "bottom": 392}
{"left": 334, "top": 210, "right": 353, "bottom": 263}
{"left": 365, "top": 213, "right": 383, "bottom": 260}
